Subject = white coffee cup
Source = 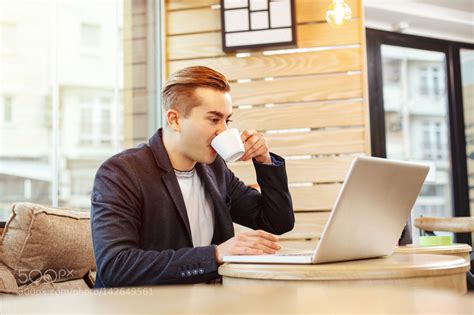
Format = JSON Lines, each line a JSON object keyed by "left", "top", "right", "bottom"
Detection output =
{"left": 211, "top": 128, "right": 245, "bottom": 162}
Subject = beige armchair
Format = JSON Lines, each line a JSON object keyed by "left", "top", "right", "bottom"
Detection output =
{"left": 0, "top": 202, "right": 96, "bottom": 295}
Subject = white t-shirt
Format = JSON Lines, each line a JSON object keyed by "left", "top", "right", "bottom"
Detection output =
{"left": 174, "top": 168, "right": 214, "bottom": 247}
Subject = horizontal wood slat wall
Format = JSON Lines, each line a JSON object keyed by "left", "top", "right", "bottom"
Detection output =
{"left": 164, "top": 0, "right": 369, "bottom": 242}
{"left": 166, "top": 0, "right": 360, "bottom": 20}
{"left": 167, "top": 0, "right": 361, "bottom": 35}
{"left": 229, "top": 156, "right": 355, "bottom": 185}
{"left": 231, "top": 102, "right": 364, "bottom": 131}
{"left": 230, "top": 74, "right": 362, "bottom": 106}
{"left": 166, "top": 0, "right": 218, "bottom": 11}
{"left": 168, "top": 21, "right": 361, "bottom": 60}
{"left": 235, "top": 212, "right": 331, "bottom": 240}
{"left": 169, "top": 47, "right": 362, "bottom": 81}
{"left": 265, "top": 128, "right": 366, "bottom": 156}
{"left": 290, "top": 184, "right": 343, "bottom": 211}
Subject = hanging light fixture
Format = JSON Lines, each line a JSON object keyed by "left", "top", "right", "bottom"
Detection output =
{"left": 326, "top": 0, "right": 352, "bottom": 26}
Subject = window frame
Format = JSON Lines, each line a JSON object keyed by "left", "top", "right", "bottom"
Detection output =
{"left": 366, "top": 28, "right": 474, "bottom": 246}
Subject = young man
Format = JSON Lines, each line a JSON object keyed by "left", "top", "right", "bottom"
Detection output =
{"left": 91, "top": 66, "right": 294, "bottom": 288}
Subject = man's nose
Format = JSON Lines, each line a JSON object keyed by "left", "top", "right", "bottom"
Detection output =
{"left": 215, "top": 121, "right": 229, "bottom": 135}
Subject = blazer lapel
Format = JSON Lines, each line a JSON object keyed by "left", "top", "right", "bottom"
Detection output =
{"left": 149, "top": 129, "right": 193, "bottom": 245}
{"left": 196, "top": 163, "right": 234, "bottom": 244}
{"left": 161, "top": 172, "right": 193, "bottom": 244}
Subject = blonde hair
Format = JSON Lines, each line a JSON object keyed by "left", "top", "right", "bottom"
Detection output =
{"left": 161, "top": 66, "right": 230, "bottom": 117}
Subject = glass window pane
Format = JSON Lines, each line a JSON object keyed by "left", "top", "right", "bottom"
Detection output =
{"left": 0, "top": 0, "right": 54, "bottom": 221}
{"left": 381, "top": 45, "right": 453, "bottom": 243}
{"left": 57, "top": 0, "right": 123, "bottom": 210}
{"left": 460, "top": 48, "right": 474, "bottom": 235}
{"left": 0, "top": 0, "right": 124, "bottom": 221}
{"left": 80, "top": 23, "right": 101, "bottom": 49}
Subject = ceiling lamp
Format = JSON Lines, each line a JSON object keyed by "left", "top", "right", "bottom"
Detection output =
{"left": 326, "top": 0, "right": 352, "bottom": 26}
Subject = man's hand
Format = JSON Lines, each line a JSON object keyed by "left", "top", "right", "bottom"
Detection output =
{"left": 214, "top": 230, "right": 281, "bottom": 265}
{"left": 240, "top": 130, "right": 272, "bottom": 165}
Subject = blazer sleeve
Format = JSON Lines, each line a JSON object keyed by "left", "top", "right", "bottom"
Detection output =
{"left": 227, "top": 152, "right": 295, "bottom": 235}
{"left": 91, "top": 156, "right": 219, "bottom": 287}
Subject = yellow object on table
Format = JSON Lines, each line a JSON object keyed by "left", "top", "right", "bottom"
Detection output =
{"left": 419, "top": 235, "right": 453, "bottom": 246}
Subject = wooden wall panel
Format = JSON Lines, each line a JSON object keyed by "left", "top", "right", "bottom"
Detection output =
{"left": 166, "top": 0, "right": 360, "bottom": 20}
{"left": 297, "top": 19, "right": 361, "bottom": 47}
{"left": 296, "top": 0, "right": 360, "bottom": 22}
{"left": 282, "top": 212, "right": 331, "bottom": 239}
{"left": 290, "top": 184, "right": 342, "bottom": 211}
{"left": 167, "top": 7, "right": 220, "bottom": 35}
{"left": 234, "top": 211, "right": 330, "bottom": 240}
{"left": 169, "top": 48, "right": 362, "bottom": 81}
{"left": 166, "top": 0, "right": 218, "bottom": 11}
{"left": 229, "top": 156, "right": 355, "bottom": 185}
{"left": 231, "top": 102, "right": 364, "bottom": 131}
{"left": 168, "top": 21, "right": 361, "bottom": 60}
{"left": 167, "top": 0, "right": 361, "bottom": 35}
{"left": 265, "top": 128, "right": 366, "bottom": 156}
{"left": 230, "top": 74, "right": 362, "bottom": 106}
{"left": 168, "top": 31, "right": 224, "bottom": 60}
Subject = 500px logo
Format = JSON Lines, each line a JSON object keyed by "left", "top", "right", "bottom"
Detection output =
{"left": 17, "top": 269, "right": 75, "bottom": 284}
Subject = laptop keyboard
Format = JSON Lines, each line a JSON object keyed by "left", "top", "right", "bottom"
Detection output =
{"left": 275, "top": 252, "right": 313, "bottom": 257}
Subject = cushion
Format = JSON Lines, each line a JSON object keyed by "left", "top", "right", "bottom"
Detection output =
{"left": 0, "top": 202, "right": 96, "bottom": 286}
{"left": 0, "top": 263, "right": 18, "bottom": 295}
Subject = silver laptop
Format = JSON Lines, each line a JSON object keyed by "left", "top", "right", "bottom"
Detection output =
{"left": 222, "top": 156, "right": 429, "bottom": 264}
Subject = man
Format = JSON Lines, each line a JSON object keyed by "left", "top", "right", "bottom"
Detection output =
{"left": 91, "top": 66, "right": 294, "bottom": 288}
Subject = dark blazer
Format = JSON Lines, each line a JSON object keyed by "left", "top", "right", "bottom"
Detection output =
{"left": 91, "top": 128, "right": 294, "bottom": 288}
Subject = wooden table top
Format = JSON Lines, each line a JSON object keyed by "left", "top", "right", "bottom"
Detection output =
{"left": 2, "top": 284, "right": 472, "bottom": 314}
{"left": 395, "top": 243, "right": 472, "bottom": 255}
{"left": 279, "top": 241, "right": 472, "bottom": 255}
{"left": 218, "top": 253, "right": 470, "bottom": 281}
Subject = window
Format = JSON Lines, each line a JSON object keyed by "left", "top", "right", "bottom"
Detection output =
{"left": 0, "top": 22, "right": 16, "bottom": 55}
{"left": 435, "top": 126, "right": 442, "bottom": 150}
{"left": 422, "top": 129, "right": 431, "bottom": 151}
{"left": 2, "top": 96, "right": 13, "bottom": 124}
{"left": 78, "top": 95, "right": 114, "bottom": 147}
{"left": 80, "top": 23, "right": 101, "bottom": 49}
{"left": 419, "top": 67, "right": 428, "bottom": 95}
{"left": 101, "top": 107, "right": 112, "bottom": 145}
{"left": 461, "top": 49, "right": 474, "bottom": 220}
{"left": 79, "top": 100, "right": 94, "bottom": 145}
{"left": 433, "top": 68, "right": 440, "bottom": 96}
{"left": 367, "top": 29, "right": 473, "bottom": 246}
{"left": 421, "top": 184, "right": 437, "bottom": 196}
{"left": 383, "top": 58, "right": 401, "bottom": 84}
{"left": 0, "top": 1, "right": 124, "bottom": 223}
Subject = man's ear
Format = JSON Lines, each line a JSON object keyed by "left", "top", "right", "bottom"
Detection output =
{"left": 166, "top": 109, "right": 181, "bottom": 132}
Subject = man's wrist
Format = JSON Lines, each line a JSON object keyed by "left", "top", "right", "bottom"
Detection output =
{"left": 213, "top": 244, "right": 223, "bottom": 265}
{"left": 254, "top": 153, "right": 283, "bottom": 166}
{"left": 254, "top": 153, "right": 272, "bottom": 165}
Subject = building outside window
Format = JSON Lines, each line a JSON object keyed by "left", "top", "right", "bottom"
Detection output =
{"left": 381, "top": 45, "right": 452, "bottom": 243}
{"left": 80, "top": 22, "right": 102, "bottom": 53}
{"left": 0, "top": 0, "right": 124, "bottom": 221}
{"left": 0, "top": 21, "right": 16, "bottom": 55}
{"left": 1, "top": 96, "right": 13, "bottom": 124}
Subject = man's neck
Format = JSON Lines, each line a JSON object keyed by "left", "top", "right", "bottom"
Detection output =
{"left": 162, "top": 130, "right": 196, "bottom": 172}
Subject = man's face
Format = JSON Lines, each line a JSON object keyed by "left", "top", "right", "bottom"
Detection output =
{"left": 177, "top": 87, "right": 233, "bottom": 165}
